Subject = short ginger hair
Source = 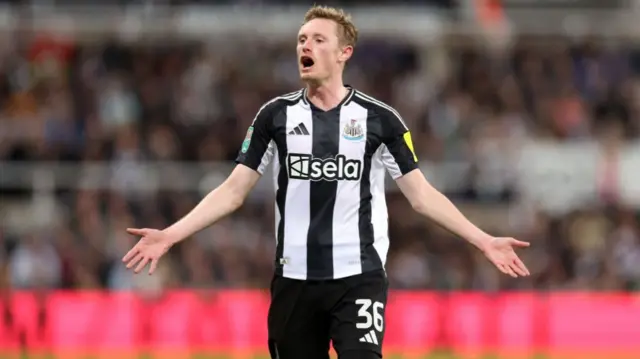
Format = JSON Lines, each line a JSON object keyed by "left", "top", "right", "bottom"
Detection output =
{"left": 303, "top": 5, "right": 359, "bottom": 47}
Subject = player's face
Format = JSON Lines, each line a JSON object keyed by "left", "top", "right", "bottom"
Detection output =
{"left": 297, "top": 18, "right": 351, "bottom": 83}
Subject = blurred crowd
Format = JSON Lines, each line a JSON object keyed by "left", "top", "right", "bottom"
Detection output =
{"left": 0, "top": 0, "right": 455, "bottom": 7}
{"left": 0, "top": 26, "right": 640, "bottom": 294}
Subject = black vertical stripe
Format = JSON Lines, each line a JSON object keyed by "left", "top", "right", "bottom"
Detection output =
{"left": 300, "top": 123, "right": 310, "bottom": 135}
{"left": 306, "top": 109, "right": 340, "bottom": 279}
{"left": 294, "top": 126, "right": 302, "bottom": 135}
{"left": 274, "top": 109, "right": 289, "bottom": 277}
{"left": 360, "top": 111, "right": 383, "bottom": 273}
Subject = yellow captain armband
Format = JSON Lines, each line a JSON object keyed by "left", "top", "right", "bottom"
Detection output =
{"left": 403, "top": 131, "right": 418, "bottom": 163}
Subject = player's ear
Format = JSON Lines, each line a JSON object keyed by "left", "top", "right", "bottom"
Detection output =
{"left": 339, "top": 45, "right": 353, "bottom": 63}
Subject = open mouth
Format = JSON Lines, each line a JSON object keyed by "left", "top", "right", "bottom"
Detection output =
{"left": 300, "top": 56, "right": 315, "bottom": 69}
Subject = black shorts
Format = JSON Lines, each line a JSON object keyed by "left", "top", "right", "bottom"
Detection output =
{"left": 267, "top": 270, "right": 388, "bottom": 359}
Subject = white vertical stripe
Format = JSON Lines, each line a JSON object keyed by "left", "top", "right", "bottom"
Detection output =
{"left": 282, "top": 103, "right": 312, "bottom": 279}
{"left": 332, "top": 101, "right": 368, "bottom": 279}
{"left": 371, "top": 146, "right": 390, "bottom": 268}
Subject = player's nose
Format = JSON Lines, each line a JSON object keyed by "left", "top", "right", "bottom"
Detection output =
{"left": 301, "top": 41, "right": 312, "bottom": 52}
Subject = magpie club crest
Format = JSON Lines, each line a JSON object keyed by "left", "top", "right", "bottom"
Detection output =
{"left": 342, "top": 119, "right": 364, "bottom": 141}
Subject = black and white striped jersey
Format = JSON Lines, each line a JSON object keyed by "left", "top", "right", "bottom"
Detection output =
{"left": 235, "top": 87, "right": 419, "bottom": 280}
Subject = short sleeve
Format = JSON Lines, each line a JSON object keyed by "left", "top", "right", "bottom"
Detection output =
{"left": 235, "top": 101, "right": 277, "bottom": 175}
{"left": 379, "top": 108, "right": 419, "bottom": 179}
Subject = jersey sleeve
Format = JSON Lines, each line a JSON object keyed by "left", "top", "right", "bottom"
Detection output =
{"left": 235, "top": 101, "right": 278, "bottom": 175}
{"left": 379, "top": 108, "right": 419, "bottom": 179}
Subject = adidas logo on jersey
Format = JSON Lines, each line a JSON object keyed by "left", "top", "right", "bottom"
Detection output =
{"left": 287, "top": 153, "right": 361, "bottom": 181}
{"left": 359, "top": 330, "right": 379, "bottom": 345}
{"left": 288, "top": 123, "right": 310, "bottom": 135}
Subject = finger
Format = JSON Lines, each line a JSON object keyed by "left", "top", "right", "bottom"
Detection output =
{"left": 126, "top": 252, "right": 144, "bottom": 269}
{"left": 510, "top": 239, "right": 530, "bottom": 248}
{"left": 510, "top": 260, "right": 528, "bottom": 277}
{"left": 513, "top": 257, "right": 530, "bottom": 276}
{"left": 134, "top": 257, "right": 150, "bottom": 273}
{"left": 122, "top": 246, "right": 139, "bottom": 262}
{"left": 126, "top": 228, "right": 148, "bottom": 237}
{"left": 496, "top": 263, "right": 510, "bottom": 275}
{"left": 499, "top": 263, "right": 518, "bottom": 278}
{"left": 148, "top": 258, "right": 159, "bottom": 275}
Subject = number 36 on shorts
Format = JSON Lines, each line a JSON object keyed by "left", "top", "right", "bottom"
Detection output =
{"left": 355, "top": 299, "right": 384, "bottom": 332}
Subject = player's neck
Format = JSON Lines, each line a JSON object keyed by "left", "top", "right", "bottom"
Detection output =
{"left": 305, "top": 79, "right": 349, "bottom": 111}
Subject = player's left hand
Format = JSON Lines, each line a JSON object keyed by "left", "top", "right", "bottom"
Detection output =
{"left": 483, "top": 237, "right": 530, "bottom": 278}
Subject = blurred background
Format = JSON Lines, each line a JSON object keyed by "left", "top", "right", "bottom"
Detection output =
{"left": 1, "top": 0, "right": 640, "bottom": 358}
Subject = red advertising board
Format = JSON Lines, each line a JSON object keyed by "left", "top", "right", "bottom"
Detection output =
{"left": 1, "top": 291, "right": 639, "bottom": 358}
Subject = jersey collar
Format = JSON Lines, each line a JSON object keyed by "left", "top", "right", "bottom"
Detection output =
{"left": 302, "top": 85, "right": 355, "bottom": 112}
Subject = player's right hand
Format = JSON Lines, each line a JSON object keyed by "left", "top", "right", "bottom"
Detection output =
{"left": 123, "top": 228, "right": 174, "bottom": 275}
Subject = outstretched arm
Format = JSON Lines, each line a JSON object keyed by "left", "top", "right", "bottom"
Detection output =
{"left": 123, "top": 165, "right": 261, "bottom": 274}
{"left": 161, "top": 164, "right": 261, "bottom": 242}
{"left": 124, "top": 99, "right": 278, "bottom": 274}
{"left": 395, "top": 170, "right": 492, "bottom": 251}
{"left": 375, "top": 105, "right": 530, "bottom": 278}
{"left": 395, "top": 170, "right": 530, "bottom": 278}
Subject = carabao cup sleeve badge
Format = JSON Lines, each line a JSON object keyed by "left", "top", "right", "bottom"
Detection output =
{"left": 241, "top": 126, "right": 254, "bottom": 153}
